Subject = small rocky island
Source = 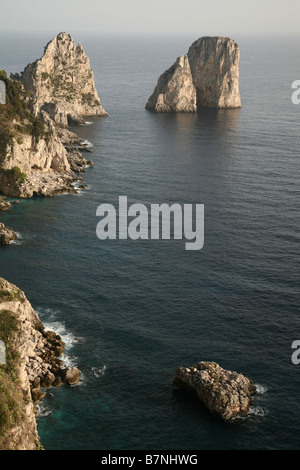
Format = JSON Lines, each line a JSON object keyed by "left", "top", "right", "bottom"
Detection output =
{"left": 146, "top": 36, "right": 241, "bottom": 112}
{"left": 173, "top": 361, "right": 256, "bottom": 421}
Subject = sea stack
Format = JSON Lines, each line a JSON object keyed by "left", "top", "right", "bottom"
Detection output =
{"left": 12, "top": 32, "right": 108, "bottom": 126}
{"left": 146, "top": 36, "right": 241, "bottom": 112}
{"left": 0, "top": 33, "right": 105, "bottom": 199}
{"left": 173, "top": 361, "right": 256, "bottom": 421}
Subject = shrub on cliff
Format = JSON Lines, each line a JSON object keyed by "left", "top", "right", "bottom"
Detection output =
{"left": 0, "top": 71, "right": 46, "bottom": 164}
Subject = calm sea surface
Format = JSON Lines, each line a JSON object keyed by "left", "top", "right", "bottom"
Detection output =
{"left": 0, "top": 32, "right": 300, "bottom": 450}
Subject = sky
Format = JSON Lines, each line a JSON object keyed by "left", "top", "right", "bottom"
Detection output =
{"left": 0, "top": 0, "right": 298, "bottom": 36}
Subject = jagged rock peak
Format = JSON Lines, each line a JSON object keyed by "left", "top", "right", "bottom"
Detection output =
{"left": 146, "top": 36, "right": 242, "bottom": 112}
{"left": 13, "top": 32, "right": 108, "bottom": 126}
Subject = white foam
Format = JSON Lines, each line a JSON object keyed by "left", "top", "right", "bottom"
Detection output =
{"left": 254, "top": 383, "right": 268, "bottom": 395}
{"left": 249, "top": 406, "right": 268, "bottom": 417}
{"left": 81, "top": 139, "right": 94, "bottom": 148}
{"left": 92, "top": 365, "right": 107, "bottom": 378}
{"left": 36, "top": 403, "right": 52, "bottom": 418}
{"left": 35, "top": 308, "right": 83, "bottom": 368}
{"left": 10, "top": 232, "right": 23, "bottom": 245}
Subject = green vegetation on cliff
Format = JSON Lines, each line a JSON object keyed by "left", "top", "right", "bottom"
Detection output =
{"left": 0, "top": 70, "right": 46, "bottom": 166}
{"left": 0, "top": 309, "right": 24, "bottom": 450}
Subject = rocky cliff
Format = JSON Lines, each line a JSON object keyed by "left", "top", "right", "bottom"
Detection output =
{"left": 173, "top": 361, "right": 256, "bottom": 421}
{"left": 0, "top": 33, "right": 105, "bottom": 200}
{"left": 13, "top": 32, "right": 108, "bottom": 127}
{"left": 0, "top": 277, "right": 81, "bottom": 450}
{"left": 146, "top": 36, "right": 241, "bottom": 112}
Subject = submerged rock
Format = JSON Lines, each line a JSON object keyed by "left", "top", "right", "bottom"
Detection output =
{"left": 146, "top": 36, "right": 241, "bottom": 112}
{"left": 173, "top": 361, "right": 256, "bottom": 421}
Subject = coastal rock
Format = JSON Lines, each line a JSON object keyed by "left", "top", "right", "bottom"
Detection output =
{"left": 146, "top": 36, "right": 241, "bottom": 112}
{"left": 57, "top": 127, "right": 95, "bottom": 173}
{"left": 0, "top": 277, "right": 81, "bottom": 449}
{"left": 0, "top": 78, "right": 76, "bottom": 198}
{"left": 0, "top": 34, "right": 101, "bottom": 201}
{"left": 0, "top": 109, "right": 74, "bottom": 199}
{"left": 173, "top": 361, "right": 256, "bottom": 421}
{"left": 145, "top": 55, "right": 197, "bottom": 113}
{"left": 0, "top": 223, "right": 18, "bottom": 245}
{"left": 0, "top": 196, "right": 12, "bottom": 211}
{"left": 59, "top": 366, "right": 81, "bottom": 386}
{"left": 0, "top": 170, "right": 78, "bottom": 199}
{"left": 13, "top": 32, "right": 108, "bottom": 127}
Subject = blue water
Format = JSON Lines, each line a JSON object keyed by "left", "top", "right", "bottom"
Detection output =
{"left": 1, "top": 33, "right": 300, "bottom": 450}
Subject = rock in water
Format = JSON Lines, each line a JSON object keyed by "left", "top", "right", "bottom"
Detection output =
{"left": 13, "top": 32, "right": 108, "bottom": 126}
{"left": 0, "top": 223, "right": 18, "bottom": 245}
{"left": 59, "top": 366, "right": 81, "bottom": 385}
{"left": 146, "top": 36, "right": 241, "bottom": 112}
{"left": 173, "top": 361, "right": 256, "bottom": 421}
{"left": 146, "top": 55, "right": 197, "bottom": 113}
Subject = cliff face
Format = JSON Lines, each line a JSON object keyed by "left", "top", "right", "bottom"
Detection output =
{"left": 14, "top": 32, "right": 108, "bottom": 127}
{"left": 0, "top": 33, "right": 105, "bottom": 200}
{"left": 0, "top": 78, "right": 74, "bottom": 198}
{"left": 0, "top": 278, "right": 81, "bottom": 450}
{"left": 146, "top": 36, "right": 241, "bottom": 112}
{"left": 1, "top": 112, "right": 70, "bottom": 176}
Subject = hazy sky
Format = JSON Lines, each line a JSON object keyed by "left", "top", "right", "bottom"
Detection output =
{"left": 0, "top": 0, "right": 298, "bottom": 36}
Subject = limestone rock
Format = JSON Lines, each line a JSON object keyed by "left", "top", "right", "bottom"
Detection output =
{"left": 0, "top": 34, "right": 102, "bottom": 200}
{"left": 13, "top": 32, "right": 108, "bottom": 127}
{"left": 0, "top": 223, "right": 18, "bottom": 245}
{"left": 59, "top": 366, "right": 81, "bottom": 386}
{"left": 0, "top": 277, "right": 81, "bottom": 449}
{"left": 0, "top": 196, "right": 12, "bottom": 211}
{"left": 146, "top": 36, "right": 241, "bottom": 112}
{"left": 146, "top": 55, "right": 197, "bottom": 113}
{"left": 173, "top": 361, "right": 256, "bottom": 421}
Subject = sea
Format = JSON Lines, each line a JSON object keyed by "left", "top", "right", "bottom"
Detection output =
{"left": 0, "top": 32, "right": 300, "bottom": 450}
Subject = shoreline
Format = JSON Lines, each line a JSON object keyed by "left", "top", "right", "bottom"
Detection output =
{"left": 0, "top": 277, "right": 82, "bottom": 450}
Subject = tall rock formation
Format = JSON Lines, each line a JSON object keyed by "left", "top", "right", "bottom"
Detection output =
{"left": 146, "top": 55, "right": 197, "bottom": 113}
{"left": 146, "top": 36, "right": 241, "bottom": 112}
{"left": 13, "top": 32, "right": 108, "bottom": 126}
{"left": 0, "top": 33, "right": 106, "bottom": 199}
